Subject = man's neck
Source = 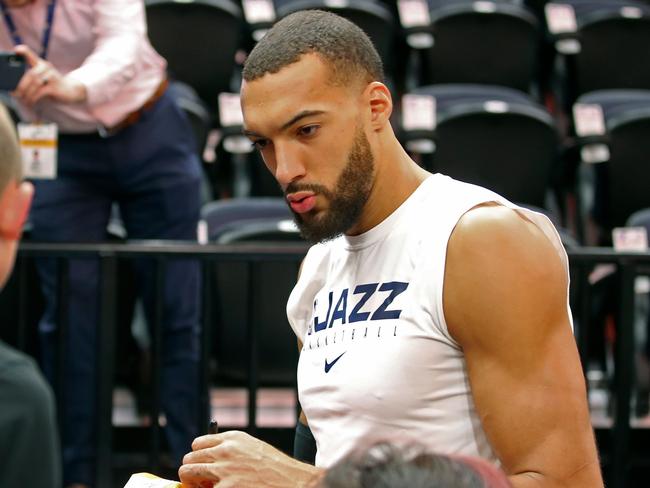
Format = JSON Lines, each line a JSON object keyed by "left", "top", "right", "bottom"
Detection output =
{"left": 346, "top": 133, "right": 429, "bottom": 236}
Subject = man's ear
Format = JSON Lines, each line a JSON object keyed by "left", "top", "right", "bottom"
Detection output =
{"left": 366, "top": 82, "right": 392, "bottom": 131}
{"left": 0, "top": 181, "right": 33, "bottom": 240}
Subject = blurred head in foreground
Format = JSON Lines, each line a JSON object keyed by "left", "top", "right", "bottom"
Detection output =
{"left": 0, "top": 103, "right": 33, "bottom": 288}
{"left": 320, "top": 442, "right": 512, "bottom": 488}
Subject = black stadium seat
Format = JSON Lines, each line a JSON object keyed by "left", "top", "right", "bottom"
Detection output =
{"left": 201, "top": 198, "right": 303, "bottom": 385}
{"left": 401, "top": 84, "right": 560, "bottom": 210}
{"left": 217, "top": 218, "right": 300, "bottom": 243}
{"left": 168, "top": 81, "right": 215, "bottom": 200}
{"left": 201, "top": 197, "right": 292, "bottom": 237}
{"left": 573, "top": 90, "right": 650, "bottom": 234}
{"left": 545, "top": 0, "right": 650, "bottom": 107}
{"left": 416, "top": 0, "right": 541, "bottom": 93}
{"left": 145, "top": 0, "right": 244, "bottom": 113}
{"left": 168, "top": 81, "right": 212, "bottom": 156}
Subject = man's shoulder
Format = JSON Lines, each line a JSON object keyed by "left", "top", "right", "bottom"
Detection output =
{"left": 0, "top": 340, "right": 34, "bottom": 371}
{"left": 444, "top": 203, "right": 569, "bottom": 345}
{"left": 450, "top": 203, "right": 561, "bottom": 260}
{"left": 454, "top": 203, "right": 521, "bottom": 233}
{"left": 0, "top": 340, "right": 52, "bottom": 403}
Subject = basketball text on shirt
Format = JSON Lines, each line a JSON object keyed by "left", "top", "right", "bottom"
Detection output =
{"left": 310, "top": 281, "right": 410, "bottom": 335}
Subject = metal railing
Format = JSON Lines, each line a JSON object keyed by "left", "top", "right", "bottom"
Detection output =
{"left": 15, "top": 241, "right": 307, "bottom": 488}
{"left": 568, "top": 248, "right": 650, "bottom": 488}
{"left": 9, "top": 242, "right": 650, "bottom": 488}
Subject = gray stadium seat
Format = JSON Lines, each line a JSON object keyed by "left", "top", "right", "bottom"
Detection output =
{"left": 202, "top": 198, "right": 304, "bottom": 385}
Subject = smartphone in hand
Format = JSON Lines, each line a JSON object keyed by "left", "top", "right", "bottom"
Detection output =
{"left": 0, "top": 52, "right": 26, "bottom": 91}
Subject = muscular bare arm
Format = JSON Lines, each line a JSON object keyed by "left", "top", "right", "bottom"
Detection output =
{"left": 443, "top": 205, "right": 603, "bottom": 487}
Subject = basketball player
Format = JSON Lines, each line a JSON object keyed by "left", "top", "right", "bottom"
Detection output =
{"left": 179, "top": 10, "right": 603, "bottom": 488}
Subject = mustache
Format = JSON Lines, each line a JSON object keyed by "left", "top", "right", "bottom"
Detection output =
{"left": 284, "top": 182, "right": 332, "bottom": 199}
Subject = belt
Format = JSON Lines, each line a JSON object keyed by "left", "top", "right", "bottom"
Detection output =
{"left": 98, "top": 77, "right": 169, "bottom": 137}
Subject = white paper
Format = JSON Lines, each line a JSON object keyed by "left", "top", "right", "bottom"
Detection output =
{"left": 17, "top": 122, "right": 57, "bottom": 179}
{"left": 401, "top": 94, "right": 436, "bottom": 131}
{"left": 218, "top": 93, "right": 244, "bottom": 127}
{"left": 122, "top": 472, "right": 180, "bottom": 488}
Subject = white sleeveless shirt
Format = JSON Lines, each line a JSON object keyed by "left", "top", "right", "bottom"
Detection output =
{"left": 286, "top": 174, "right": 570, "bottom": 468}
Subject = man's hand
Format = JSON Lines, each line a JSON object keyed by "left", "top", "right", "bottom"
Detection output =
{"left": 12, "top": 45, "right": 86, "bottom": 106}
{"left": 179, "top": 430, "right": 323, "bottom": 488}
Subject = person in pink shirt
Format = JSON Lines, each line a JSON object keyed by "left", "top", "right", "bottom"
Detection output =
{"left": 0, "top": 1, "right": 203, "bottom": 487}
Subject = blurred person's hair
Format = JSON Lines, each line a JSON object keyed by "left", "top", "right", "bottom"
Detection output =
{"left": 243, "top": 9, "right": 384, "bottom": 87}
{"left": 0, "top": 104, "right": 22, "bottom": 191}
{"left": 320, "top": 442, "right": 511, "bottom": 488}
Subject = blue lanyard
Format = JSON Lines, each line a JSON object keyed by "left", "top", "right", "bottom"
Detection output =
{"left": 0, "top": 0, "right": 57, "bottom": 60}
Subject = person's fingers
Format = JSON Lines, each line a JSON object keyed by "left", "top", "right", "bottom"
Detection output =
{"left": 178, "top": 462, "right": 222, "bottom": 484}
{"left": 14, "top": 44, "right": 40, "bottom": 67}
{"left": 27, "top": 84, "right": 54, "bottom": 105}
{"left": 28, "top": 63, "right": 51, "bottom": 86}
{"left": 15, "top": 76, "right": 43, "bottom": 103}
{"left": 13, "top": 46, "right": 48, "bottom": 101}
{"left": 22, "top": 78, "right": 43, "bottom": 104}
{"left": 13, "top": 70, "right": 37, "bottom": 99}
{"left": 14, "top": 62, "right": 48, "bottom": 100}
{"left": 23, "top": 76, "right": 52, "bottom": 106}
{"left": 22, "top": 63, "right": 57, "bottom": 105}
{"left": 181, "top": 481, "right": 212, "bottom": 488}
{"left": 191, "top": 434, "right": 225, "bottom": 451}
{"left": 183, "top": 445, "right": 222, "bottom": 465}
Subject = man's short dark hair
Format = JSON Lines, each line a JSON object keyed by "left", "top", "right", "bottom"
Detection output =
{"left": 242, "top": 9, "right": 384, "bottom": 87}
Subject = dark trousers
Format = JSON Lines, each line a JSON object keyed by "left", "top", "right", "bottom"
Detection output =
{"left": 30, "top": 90, "right": 202, "bottom": 486}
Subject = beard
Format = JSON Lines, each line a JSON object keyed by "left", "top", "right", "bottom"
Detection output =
{"left": 285, "top": 127, "right": 375, "bottom": 243}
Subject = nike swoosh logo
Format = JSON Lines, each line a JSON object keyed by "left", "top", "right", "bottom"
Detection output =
{"left": 324, "top": 352, "right": 346, "bottom": 373}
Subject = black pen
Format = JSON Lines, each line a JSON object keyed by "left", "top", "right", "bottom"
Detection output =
{"left": 208, "top": 419, "right": 219, "bottom": 435}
